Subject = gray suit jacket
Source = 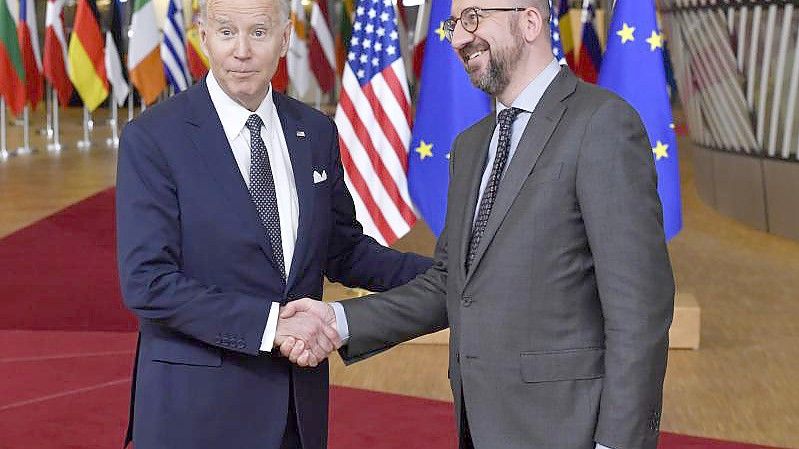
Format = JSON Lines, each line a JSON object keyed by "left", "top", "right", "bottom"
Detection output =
{"left": 339, "top": 69, "right": 675, "bottom": 449}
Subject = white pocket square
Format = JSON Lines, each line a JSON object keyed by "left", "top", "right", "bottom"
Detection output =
{"left": 313, "top": 170, "right": 328, "bottom": 184}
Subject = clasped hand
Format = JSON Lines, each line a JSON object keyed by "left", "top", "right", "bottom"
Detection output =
{"left": 274, "top": 298, "right": 340, "bottom": 367}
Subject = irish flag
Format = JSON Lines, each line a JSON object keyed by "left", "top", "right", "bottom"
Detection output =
{"left": 67, "top": 0, "right": 108, "bottom": 112}
{"left": 128, "top": 0, "right": 165, "bottom": 105}
{"left": 0, "top": 0, "right": 25, "bottom": 116}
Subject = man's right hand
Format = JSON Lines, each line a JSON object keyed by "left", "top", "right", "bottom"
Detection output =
{"left": 275, "top": 299, "right": 341, "bottom": 367}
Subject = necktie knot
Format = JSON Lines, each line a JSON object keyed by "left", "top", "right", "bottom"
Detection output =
{"left": 245, "top": 114, "right": 263, "bottom": 135}
{"left": 498, "top": 107, "right": 524, "bottom": 129}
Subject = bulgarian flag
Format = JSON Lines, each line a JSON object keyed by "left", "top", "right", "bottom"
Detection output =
{"left": 0, "top": 0, "right": 26, "bottom": 116}
{"left": 128, "top": 0, "right": 165, "bottom": 105}
{"left": 186, "top": 0, "right": 208, "bottom": 81}
{"left": 67, "top": 0, "right": 108, "bottom": 112}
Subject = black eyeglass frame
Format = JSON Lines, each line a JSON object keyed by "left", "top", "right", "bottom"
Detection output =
{"left": 442, "top": 7, "right": 528, "bottom": 41}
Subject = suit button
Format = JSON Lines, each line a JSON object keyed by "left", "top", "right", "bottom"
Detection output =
{"left": 462, "top": 296, "right": 473, "bottom": 307}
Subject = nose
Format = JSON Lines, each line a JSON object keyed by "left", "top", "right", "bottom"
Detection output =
{"left": 233, "top": 34, "right": 252, "bottom": 59}
{"left": 449, "top": 20, "right": 474, "bottom": 51}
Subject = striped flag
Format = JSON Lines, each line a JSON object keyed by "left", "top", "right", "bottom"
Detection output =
{"left": 68, "top": 0, "right": 108, "bottom": 112}
{"left": 129, "top": 0, "right": 165, "bottom": 105}
{"left": 162, "top": 0, "right": 190, "bottom": 92}
{"left": 557, "top": 0, "right": 576, "bottom": 67}
{"left": 334, "top": 0, "right": 416, "bottom": 245}
{"left": 43, "top": 0, "right": 72, "bottom": 106}
{"left": 186, "top": 0, "right": 208, "bottom": 80}
{"left": 18, "top": 0, "right": 43, "bottom": 109}
{"left": 105, "top": 0, "right": 128, "bottom": 106}
{"left": 574, "top": 0, "right": 601, "bottom": 83}
{"left": 335, "top": 0, "right": 354, "bottom": 77}
{"left": 287, "top": 0, "right": 312, "bottom": 97}
{"left": 0, "top": 0, "right": 26, "bottom": 116}
{"left": 309, "top": 0, "right": 335, "bottom": 93}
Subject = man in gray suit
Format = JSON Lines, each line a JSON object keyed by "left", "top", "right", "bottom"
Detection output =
{"left": 278, "top": 1, "right": 674, "bottom": 448}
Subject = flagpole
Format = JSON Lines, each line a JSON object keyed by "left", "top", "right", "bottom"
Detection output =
{"left": 15, "top": 106, "right": 33, "bottom": 155}
{"left": 0, "top": 99, "right": 9, "bottom": 161}
{"left": 107, "top": 89, "right": 119, "bottom": 148}
{"left": 48, "top": 88, "right": 63, "bottom": 152}
{"left": 44, "top": 86, "right": 54, "bottom": 140}
{"left": 128, "top": 81, "right": 135, "bottom": 122}
{"left": 77, "top": 106, "right": 92, "bottom": 150}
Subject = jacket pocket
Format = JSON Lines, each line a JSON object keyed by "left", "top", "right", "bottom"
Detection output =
{"left": 149, "top": 336, "right": 222, "bottom": 367}
{"left": 520, "top": 347, "right": 604, "bottom": 383}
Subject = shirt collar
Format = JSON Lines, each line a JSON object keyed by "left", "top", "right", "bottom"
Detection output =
{"left": 496, "top": 58, "right": 562, "bottom": 117}
{"left": 206, "top": 71, "right": 274, "bottom": 141}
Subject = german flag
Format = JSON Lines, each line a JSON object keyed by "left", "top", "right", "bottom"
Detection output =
{"left": 0, "top": 0, "right": 26, "bottom": 116}
{"left": 68, "top": 0, "right": 108, "bottom": 112}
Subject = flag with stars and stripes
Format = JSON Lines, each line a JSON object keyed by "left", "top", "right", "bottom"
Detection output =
{"left": 598, "top": 0, "right": 682, "bottom": 240}
{"left": 406, "top": 0, "right": 491, "bottom": 236}
{"left": 334, "top": 0, "right": 416, "bottom": 246}
{"left": 549, "top": 0, "right": 567, "bottom": 65}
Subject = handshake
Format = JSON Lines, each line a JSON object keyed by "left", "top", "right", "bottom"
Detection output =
{"left": 274, "top": 298, "right": 341, "bottom": 367}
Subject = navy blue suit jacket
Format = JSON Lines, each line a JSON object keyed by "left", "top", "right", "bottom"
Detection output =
{"left": 116, "top": 80, "right": 432, "bottom": 449}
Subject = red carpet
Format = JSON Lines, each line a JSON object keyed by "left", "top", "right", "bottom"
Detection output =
{"left": 0, "top": 189, "right": 136, "bottom": 332}
{"left": 0, "top": 191, "right": 786, "bottom": 449}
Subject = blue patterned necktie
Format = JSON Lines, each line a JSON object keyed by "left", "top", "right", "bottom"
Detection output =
{"left": 245, "top": 114, "right": 286, "bottom": 281}
{"left": 466, "top": 107, "right": 524, "bottom": 272}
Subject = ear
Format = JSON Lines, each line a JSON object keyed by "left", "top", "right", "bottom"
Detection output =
{"left": 199, "top": 19, "right": 210, "bottom": 56}
{"left": 279, "top": 19, "right": 291, "bottom": 58}
{"left": 520, "top": 6, "right": 546, "bottom": 43}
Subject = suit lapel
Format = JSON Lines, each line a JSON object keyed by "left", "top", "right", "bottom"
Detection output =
{"left": 465, "top": 70, "right": 577, "bottom": 283}
{"left": 273, "top": 93, "right": 315, "bottom": 292}
{"left": 453, "top": 115, "right": 496, "bottom": 284}
{"left": 185, "top": 80, "right": 283, "bottom": 276}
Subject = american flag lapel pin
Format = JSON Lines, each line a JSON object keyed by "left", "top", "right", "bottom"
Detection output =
{"left": 296, "top": 130, "right": 306, "bottom": 139}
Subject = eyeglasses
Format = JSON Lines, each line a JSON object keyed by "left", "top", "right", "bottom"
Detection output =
{"left": 442, "top": 7, "right": 527, "bottom": 41}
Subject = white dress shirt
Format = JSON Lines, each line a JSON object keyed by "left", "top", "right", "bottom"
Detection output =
{"left": 206, "top": 73, "right": 298, "bottom": 352}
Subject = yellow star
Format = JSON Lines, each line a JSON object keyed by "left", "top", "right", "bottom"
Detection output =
{"left": 652, "top": 141, "right": 669, "bottom": 161}
{"left": 415, "top": 140, "right": 434, "bottom": 160}
{"left": 646, "top": 30, "right": 663, "bottom": 51}
{"left": 435, "top": 21, "right": 447, "bottom": 42}
{"left": 617, "top": 23, "right": 636, "bottom": 44}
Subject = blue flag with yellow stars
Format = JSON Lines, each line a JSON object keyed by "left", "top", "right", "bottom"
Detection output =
{"left": 407, "top": 0, "right": 491, "bottom": 236}
{"left": 598, "top": 0, "right": 683, "bottom": 240}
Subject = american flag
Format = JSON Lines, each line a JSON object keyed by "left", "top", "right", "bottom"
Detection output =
{"left": 334, "top": 0, "right": 416, "bottom": 246}
{"left": 549, "top": 0, "right": 568, "bottom": 65}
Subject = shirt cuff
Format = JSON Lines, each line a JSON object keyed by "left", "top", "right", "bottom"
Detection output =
{"left": 596, "top": 443, "right": 614, "bottom": 449}
{"left": 330, "top": 302, "right": 350, "bottom": 344}
{"left": 259, "top": 302, "right": 281, "bottom": 352}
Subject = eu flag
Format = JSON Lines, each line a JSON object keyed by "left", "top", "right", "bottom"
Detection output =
{"left": 408, "top": 0, "right": 491, "bottom": 236}
{"left": 598, "top": 0, "right": 682, "bottom": 240}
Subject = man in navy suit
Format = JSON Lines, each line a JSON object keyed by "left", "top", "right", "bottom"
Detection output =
{"left": 115, "top": 0, "right": 431, "bottom": 447}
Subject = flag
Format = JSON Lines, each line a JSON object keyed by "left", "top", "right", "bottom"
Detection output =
{"left": 334, "top": 0, "right": 416, "bottom": 245}
{"left": 17, "top": 0, "right": 43, "bottom": 109}
{"left": 407, "top": 0, "right": 491, "bottom": 236}
{"left": 548, "top": 0, "right": 567, "bottom": 65}
{"left": 598, "top": 0, "right": 682, "bottom": 240}
{"left": 105, "top": 0, "right": 128, "bottom": 106}
{"left": 557, "top": 0, "right": 576, "bottom": 67}
{"left": 186, "top": 0, "right": 208, "bottom": 80}
{"left": 43, "top": 0, "right": 72, "bottom": 106}
{"left": 309, "top": 0, "right": 335, "bottom": 93}
{"left": 335, "top": 0, "right": 354, "bottom": 77}
{"left": 287, "top": 0, "right": 312, "bottom": 97}
{"left": 410, "top": 0, "right": 430, "bottom": 82}
{"left": 273, "top": 58, "right": 288, "bottom": 92}
{"left": 129, "top": 0, "right": 165, "bottom": 105}
{"left": 162, "top": 0, "right": 191, "bottom": 92}
{"left": 574, "top": 0, "right": 601, "bottom": 83}
{"left": 0, "top": 0, "right": 25, "bottom": 116}
{"left": 68, "top": 0, "right": 108, "bottom": 112}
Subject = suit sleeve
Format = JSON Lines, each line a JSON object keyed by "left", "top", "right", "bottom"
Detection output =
{"left": 336, "top": 135, "right": 462, "bottom": 364}
{"left": 323, "top": 120, "right": 433, "bottom": 291}
{"left": 576, "top": 98, "right": 675, "bottom": 449}
{"left": 116, "top": 121, "right": 270, "bottom": 356}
